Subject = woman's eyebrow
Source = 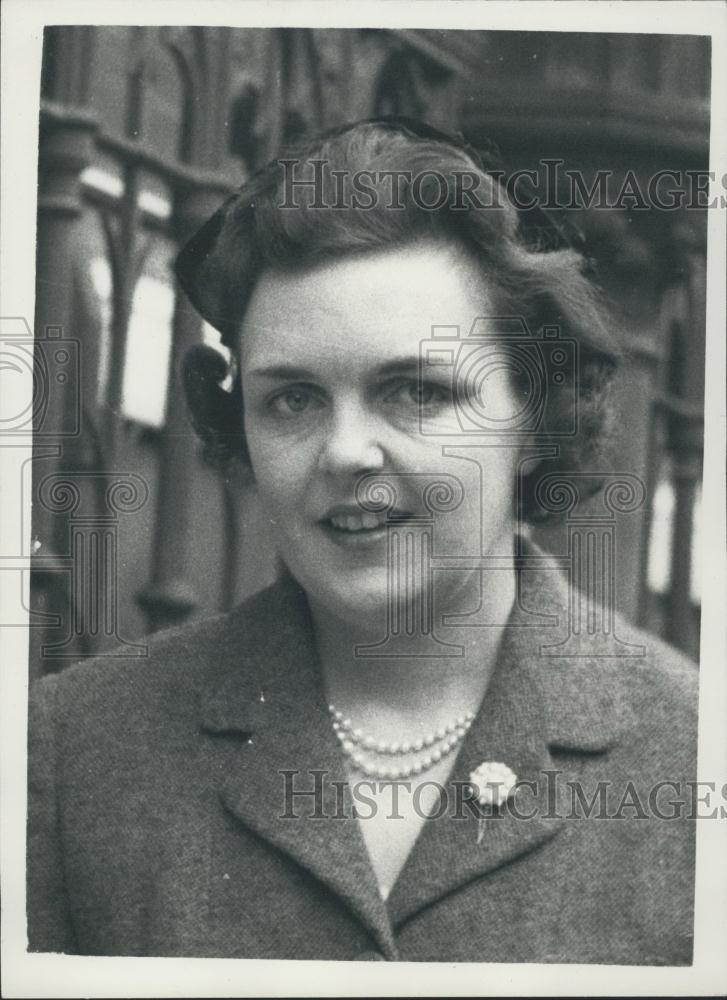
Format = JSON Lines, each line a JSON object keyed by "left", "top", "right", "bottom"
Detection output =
{"left": 245, "top": 364, "right": 317, "bottom": 380}
{"left": 245, "top": 356, "right": 424, "bottom": 381}
{"left": 376, "top": 356, "right": 422, "bottom": 376}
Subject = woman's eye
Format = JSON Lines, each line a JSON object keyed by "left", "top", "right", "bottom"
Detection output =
{"left": 268, "top": 387, "right": 322, "bottom": 418}
{"left": 384, "top": 380, "right": 453, "bottom": 409}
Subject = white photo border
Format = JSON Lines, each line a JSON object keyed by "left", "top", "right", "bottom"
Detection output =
{"left": 2, "top": 1, "right": 725, "bottom": 996}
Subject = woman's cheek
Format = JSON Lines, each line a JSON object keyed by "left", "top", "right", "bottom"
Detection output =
{"left": 250, "top": 444, "right": 312, "bottom": 511}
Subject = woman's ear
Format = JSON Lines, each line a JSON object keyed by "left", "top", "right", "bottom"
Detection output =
{"left": 183, "top": 344, "right": 250, "bottom": 468}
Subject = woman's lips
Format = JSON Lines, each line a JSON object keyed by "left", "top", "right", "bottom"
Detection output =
{"left": 319, "top": 519, "right": 388, "bottom": 549}
{"left": 318, "top": 508, "right": 415, "bottom": 549}
{"left": 329, "top": 511, "right": 387, "bottom": 531}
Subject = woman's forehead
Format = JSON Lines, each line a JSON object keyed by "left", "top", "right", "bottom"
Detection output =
{"left": 238, "top": 243, "right": 496, "bottom": 373}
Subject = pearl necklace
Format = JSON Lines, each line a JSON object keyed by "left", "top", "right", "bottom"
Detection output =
{"left": 328, "top": 704, "right": 475, "bottom": 780}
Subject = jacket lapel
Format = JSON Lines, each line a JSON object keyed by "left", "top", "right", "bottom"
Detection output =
{"left": 386, "top": 550, "right": 633, "bottom": 928}
{"left": 385, "top": 615, "right": 567, "bottom": 927}
{"left": 199, "top": 576, "right": 397, "bottom": 958}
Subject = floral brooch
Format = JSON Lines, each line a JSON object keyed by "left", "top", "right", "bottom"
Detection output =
{"left": 469, "top": 761, "right": 518, "bottom": 841}
{"left": 469, "top": 760, "right": 519, "bottom": 806}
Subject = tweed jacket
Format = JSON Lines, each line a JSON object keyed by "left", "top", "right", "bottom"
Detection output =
{"left": 27, "top": 548, "right": 698, "bottom": 964}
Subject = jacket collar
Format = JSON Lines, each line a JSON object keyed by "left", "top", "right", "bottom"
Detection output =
{"left": 510, "top": 545, "right": 636, "bottom": 754}
{"left": 200, "top": 573, "right": 399, "bottom": 958}
{"left": 199, "top": 541, "right": 634, "bottom": 942}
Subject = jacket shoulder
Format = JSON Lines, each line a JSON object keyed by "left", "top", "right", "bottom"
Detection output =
{"left": 619, "top": 617, "right": 698, "bottom": 713}
{"left": 608, "top": 618, "right": 699, "bottom": 770}
{"left": 29, "top": 582, "right": 285, "bottom": 730}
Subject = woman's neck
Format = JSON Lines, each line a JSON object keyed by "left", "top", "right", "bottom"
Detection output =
{"left": 310, "top": 565, "right": 517, "bottom": 736}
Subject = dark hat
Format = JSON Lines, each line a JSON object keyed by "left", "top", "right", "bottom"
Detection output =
{"left": 173, "top": 116, "right": 605, "bottom": 358}
{"left": 174, "top": 188, "right": 260, "bottom": 349}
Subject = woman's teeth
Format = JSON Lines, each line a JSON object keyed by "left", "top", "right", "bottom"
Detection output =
{"left": 329, "top": 512, "right": 386, "bottom": 532}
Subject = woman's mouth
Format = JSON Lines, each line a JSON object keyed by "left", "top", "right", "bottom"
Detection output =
{"left": 320, "top": 507, "right": 414, "bottom": 549}
{"left": 328, "top": 511, "right": 388, "bottom": 532}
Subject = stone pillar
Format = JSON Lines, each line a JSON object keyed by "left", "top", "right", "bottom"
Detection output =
{"left": 32, "top": 32, "right": 99, "bottom": 671}
{"left": 33, "top": 106, "right": 98, "bottom": 536}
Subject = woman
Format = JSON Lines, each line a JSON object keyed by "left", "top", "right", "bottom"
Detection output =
{"left": 27, "top": 118, "right": 698, "bottom": 964}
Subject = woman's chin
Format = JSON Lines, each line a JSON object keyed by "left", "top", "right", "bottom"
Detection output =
{"left": 302, "top": 565, "right": 400, "bottom": 627}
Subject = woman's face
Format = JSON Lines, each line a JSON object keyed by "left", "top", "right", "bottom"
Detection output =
{"left": 239, "top": 241, "right": 523, "bottom": 627}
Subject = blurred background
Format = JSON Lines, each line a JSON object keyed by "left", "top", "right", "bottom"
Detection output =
{"left": 30, "top": 26, "right": 708, "bottom": 676}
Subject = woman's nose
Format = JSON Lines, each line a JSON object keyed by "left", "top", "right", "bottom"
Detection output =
{"left": 317, "top": 403, "right": 385, "bottom": 476}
